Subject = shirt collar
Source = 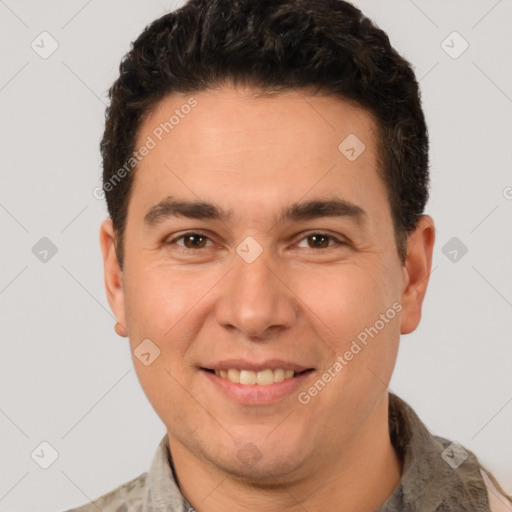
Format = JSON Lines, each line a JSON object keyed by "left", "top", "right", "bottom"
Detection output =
{"left": 142, "top": 434, "right": 190, "bottom": 512}
{"left": 377, "top": 392, "right": 490, "bottom": 511}
{"left": 142, "top": 392, "right": 490, "bottom": 512}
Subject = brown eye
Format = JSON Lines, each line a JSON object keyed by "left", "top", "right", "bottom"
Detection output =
{"left": 296, "top": 232, "right": 346, "bottom": 250}
{"left": 307, "top": 234, "right": 331, "bottom": 249}
{"left": 167, "top": 232, "right": 212, "bottom": 249}
{"left": 182, "top": 234, "right": 207, "bottom": 249}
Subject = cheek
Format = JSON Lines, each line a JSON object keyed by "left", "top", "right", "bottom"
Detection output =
{"left": 293, "top": 262, "right": 401, "bottom": 398}
{"left": 124, "top": 262, "right": 205, "bottom": 346}
{"left": 124, "top": 265, "right": 198, "bottom": 427}
{"left": 291, "top": 261, "right": 400, "bottom": 343}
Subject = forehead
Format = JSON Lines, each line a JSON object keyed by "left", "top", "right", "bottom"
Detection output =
{"left": 129, "top": 85, "right": 389, "bottom": 228}
{"left": 137, "top": 85, "right": 378, "bottom": 162}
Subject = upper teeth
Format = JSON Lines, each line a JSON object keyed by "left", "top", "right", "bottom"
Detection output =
{"left": 214, "top": 368, "right": 295, "bottom": 385}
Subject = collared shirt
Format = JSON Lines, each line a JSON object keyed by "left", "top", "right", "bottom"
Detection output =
{"left": 63, "top": 393, "right": 511, "bottom": 512}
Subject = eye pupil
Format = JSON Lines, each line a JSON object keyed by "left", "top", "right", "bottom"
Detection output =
{"left": 184, "top": 234, "right": 206, "bottom": 248}
{"left": 309, "top": 234, "right": 329, "bottom": 248}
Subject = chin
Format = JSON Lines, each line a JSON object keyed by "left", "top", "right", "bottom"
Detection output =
{"left": 218, "top": 453, "right": 307, "bottom": 487}
{"left": 199, "top": 428, "right": 309, "bottom": 485}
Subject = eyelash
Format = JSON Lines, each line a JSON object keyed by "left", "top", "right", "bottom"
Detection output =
{"left": 166, "top": 231, "right": 348, "bottom": 251}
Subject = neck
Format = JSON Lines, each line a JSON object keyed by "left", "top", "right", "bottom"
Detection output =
{"left": 169, "top": 393, "right": 402, "bottom": 512}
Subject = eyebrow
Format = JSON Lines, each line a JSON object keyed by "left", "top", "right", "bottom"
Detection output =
{"left": 143, "top": 196, "right": 366, "bottom": 227}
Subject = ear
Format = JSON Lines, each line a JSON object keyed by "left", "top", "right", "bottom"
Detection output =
{"left": 99, "top": 218, "right": 127, "bottom": 336}
{"left": 399, "top": 215, "right": 436, "bottom": 335}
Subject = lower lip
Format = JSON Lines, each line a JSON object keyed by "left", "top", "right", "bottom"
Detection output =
{"left": 201, "top": 369, "right": 315, "bottom": 406}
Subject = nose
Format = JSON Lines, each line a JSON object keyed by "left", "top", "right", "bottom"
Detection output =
{"left": 214, "top": 247, "right": 298, "bottom": 340}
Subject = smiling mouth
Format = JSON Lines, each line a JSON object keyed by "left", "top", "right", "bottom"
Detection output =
{"left": 201, "top": 368, "right": 314, "bottom": 386}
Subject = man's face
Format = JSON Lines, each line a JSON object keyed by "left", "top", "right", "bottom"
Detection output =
{"left": 101, "top": 85, "right": 431, "bottom": 482}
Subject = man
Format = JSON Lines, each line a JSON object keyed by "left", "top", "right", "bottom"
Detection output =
{"left": 66, "top": 0, "right": 511, "bottom": 510}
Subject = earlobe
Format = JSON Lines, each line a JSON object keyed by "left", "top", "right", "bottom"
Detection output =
{"left": 399, "top": 215, "right": 436, "bottom": 335}
{"left": 99, "top": 219, "right": 127, "bottom": 336}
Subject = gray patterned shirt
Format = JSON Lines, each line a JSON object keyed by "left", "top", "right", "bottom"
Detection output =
{"left": 63, "top": 393, "right": 510, "bottom": 512}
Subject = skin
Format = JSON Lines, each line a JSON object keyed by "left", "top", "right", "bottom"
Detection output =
{"left": 100, "top": 84, "right": 435, "bottom": 512}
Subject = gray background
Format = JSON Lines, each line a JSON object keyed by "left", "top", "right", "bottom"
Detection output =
{"left": 1, "top": 0, "right": 511, "bottom": 510}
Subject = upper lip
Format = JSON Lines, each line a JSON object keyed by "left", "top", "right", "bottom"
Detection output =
{"left": 201, "top": 359, "right": 313, "bottom": 372}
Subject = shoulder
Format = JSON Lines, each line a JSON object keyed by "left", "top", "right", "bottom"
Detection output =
{"left": 432, "top": 434, "right": 512, "bottom": 512}
{"left": 480, "top": 468, "right": 512, "bottom": 512}
{"left": 61, "top": 471, "right": 148, "bottom": 512}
